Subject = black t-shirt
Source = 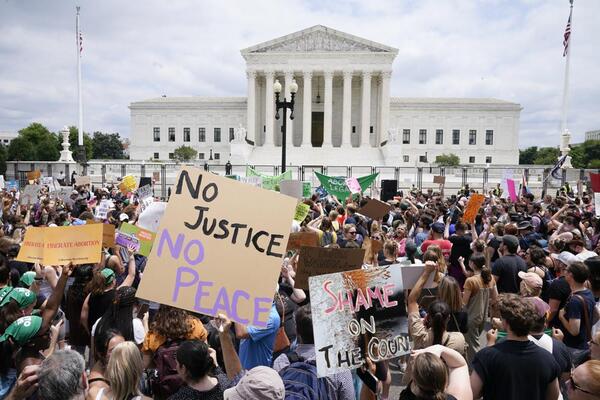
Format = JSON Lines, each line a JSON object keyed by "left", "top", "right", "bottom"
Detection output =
{"left": 491, "top": 254, "right": 527, "bottom": 293}
{"left": 547, "top": 277, "right": 571, "bottom": 328}
{"left": 472, "top": 340, "right": 560, "bottom": 400}
{"left": 449, "top": 235, "right": 472, "bottom": 266}
{"left": 529, "top": 334, "right": 572, "bottom": 374}
{"left": 88, "top": 289, "right": 115, "bottom": 330}
{"left": 447, "top": 311, "right": 469, "bottom": 334}
{"left": 563, "top": 289, "right": 596, "bottom": 349}
{"left": 488, "top": 236, "right": 503, "bottom": 262}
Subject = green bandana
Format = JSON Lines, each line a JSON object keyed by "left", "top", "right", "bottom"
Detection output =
{"left": 100, "top": 268, "right": 115, "bottom": 286}
{"left": 19, "top": 272, "right": 36, "bottom": 288}
{"left": 0, "top": 288, "right": 36, "bottom": 309}
{"left": 0, "top": 286, "right": 13, "bottom": 304}
{"left": 0, "top": 316, "right": 42, "bottom": 345}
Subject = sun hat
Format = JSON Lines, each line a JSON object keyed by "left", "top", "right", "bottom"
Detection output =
{"left": 222, "top": 366, "right": 284, "bottom": 400}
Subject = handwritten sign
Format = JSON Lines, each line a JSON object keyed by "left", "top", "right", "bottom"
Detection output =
{"left": 286, "top": 232, "right": 319, "bottom": 251}
{"left": 137, "top": 166, "right": 297, "bottom": 327}
{"left": 137, "top": 201, "right": 166, "bottom": 232}
{"left": 295, "top": 247, "right": 365, "bottom": 289}
{"left": 116, "top": 231, "right": 141, "bottom": 252}
{"left": 239, "top": 176, "right": 262, "bottom": 188}
{"left": 75, "top": 176, "right": 91, "bottom": 186}
{"left": 595, "top": 193, "right": 600, "bottom": 217}
{"left": 309, "top": 264, "right": 412, "bottom": 377}
{"left": 27, "top": 170, "right": 41, "bottom": 181}
{"left": 358, "top": 199, "right": 392, "bottom": 220}
{"left": 433, "top": 175, "right": 446, "bottom": 185}
{"left": 20, "top": 185, "right": 41, "bottom": 205}
{"left": 462, "top": 193, "right": 485, "bottom": 224}
{"left": 293, "top": 203, "right": 310, "bottom": 222}
{"left": 6, "top": 180, "right": 19, "bottom": 191}
{"left": 118, "top": 222, "right": 156, "bottom": 257}
{"left": 16, "top": 224, "right": 103, "bottom": 265}
{"left": 153, "top": 171, "right": 160, "bottom": 182}
{"left": 56, "top": 187, "right": 72, "bottom": 203}
{"left": 345, "top": 177, "right": 361, "bottom": 194}
{"left": 95, "top": 200, "right": 112, "bottom": 220}
{"left": 120, "top": 175, "right": 137, "bottom": 193}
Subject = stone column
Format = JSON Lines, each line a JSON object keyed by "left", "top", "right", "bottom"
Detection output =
{"left": 284, "top": 71, "right": 294, "bottom": 145}
{"left": 342, "top": 70, "right": 353, "bottom": 147}
{"left": 264, "top": 70, "right": 275, "bottom": 145}
{"left": 246, "top": 70, "right": 257, "bottom": 145}
{"left": 361, "top": 70, "right": 372, "bottom": 147}
{"left": 323, "top": 69, "right": 334, "bottom": 146}
{"left": 302, "top": 70, "right": 312, "bottom": 147}
{"left": 378, "top": 70, "right": 391, "bottom": 146}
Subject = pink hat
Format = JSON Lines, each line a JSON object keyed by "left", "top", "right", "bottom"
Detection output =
{"left": 518, "top": 271, "right": 543, "bottom": 289}
{"left": 526, "top": 296, "right": 550, "bottom": 318}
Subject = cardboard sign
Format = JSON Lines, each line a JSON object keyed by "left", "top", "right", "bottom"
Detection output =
{"left": 137, "top": 201, "right": 167, "bottom": 232}
{"left": 362, "top": 237, "right": 383, "bottom": 264}
{"left": 433, "top": 175, "right": 446, "bottom": 185}
{"left": 16, "top": 224, "right": 103, "bottom": 265}
{"left": 295, "top": 247, "right": 365, "bottom": 289}
{"left": 6, "top": 180, "right": 19, "bottom": 191}
{"left": 595, "top": 193, "right": 600, "bottom": 217}
{"left": 309, "top": 264, "right": 413, "bottom": 377}
{"left": 137, "top": 185, "right": 152, "bottom": 200}
{"left": 280, "top": 180, "right": 303, "bottom": 199}
{"left": 345, "top": 177, "right": 361, "bottom": 194}
{"left": 27, "top": 170, "right": 41, "bottom": 181}
{"left": 293, "top": 203, "right": 310, "bottom": 222}
{"left": 75, "top": 176, "right": 91, "bottom": 186}
{"left": 302, "top": 182, "right": 312, "bottom": 198}
{"left": 462, "top": 193, "right": 485, "bottom": 224}
{"left": 115, "top": 231, "right": 141, "bottom": 252}
{"left": 358, "top": 199, "right": 392, "bottom": 220}
{"left": 118, "top": 222, "right": 156, "bottom": 257}
{"left": 20, "top": 185, "right": 41, "bottom": 205}
{"left": 286, "top": 232, "right": 319, "bottom": 251}
{"left": 137, "top": 166, "right": 297, "bottom": 327}
{"left": 590, "top": 173, "right": 600, "bottom": 193}
{"left": 102, "top": 223, "right": 115, "bottom": 248}
{"left": 120, "top": 175, "right": 137, "bottom": 193}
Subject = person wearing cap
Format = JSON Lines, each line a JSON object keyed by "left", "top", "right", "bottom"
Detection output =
{"left": 420, "top": 221, "right": 452, "bottom": 261}
{"left": 548, "top": 251, "right": 580, "bottom": 329}
{"left": 518, "top": 271, "right": 544, "bottom": 298}
{"left": 517, "top": 220, "right": 544, "bottom": 252}
{"left": 18, "top": 271, "right": 36, "bottom": 289}
{"left": 491, "top": 235, "right": 527, "bottom": 294}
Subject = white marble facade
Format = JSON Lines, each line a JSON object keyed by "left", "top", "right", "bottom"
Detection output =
{"left": 129, "top": 25, "right": 521, "bottom": 166}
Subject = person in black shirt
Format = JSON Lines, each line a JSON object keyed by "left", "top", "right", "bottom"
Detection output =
{"left": 471, "top": 293, "right": 560, "bottom": 400}
{"left": 447, "top": 222, "right": 473, "bottom": 289}
{"left": 492, "top": 235, "right": 528, "bottom": 293}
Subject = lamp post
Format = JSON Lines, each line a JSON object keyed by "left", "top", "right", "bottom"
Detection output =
{"left": 274, "top": 78, "right": 298, "bottom": 173}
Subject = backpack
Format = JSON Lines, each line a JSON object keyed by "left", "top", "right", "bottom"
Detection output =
{"left": 320, "top": 231, "right": 334, "bottom": 247}
{"left": 151, "top": 339, "right": 183, "bottom": 399}
{"left": 533, "top": 213, "right": 548, "bottom": 235}
{"left": 279, "top": 352, "right": 336, "bottom": 400}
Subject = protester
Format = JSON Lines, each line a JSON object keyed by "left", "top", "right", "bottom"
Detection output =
{"left": 38, "top": 349, "right": 87, "bottom": 400}
{"left": 87, "top": 329, "right": 125, "bottom": 400}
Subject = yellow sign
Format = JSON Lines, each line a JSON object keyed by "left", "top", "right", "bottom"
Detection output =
{"left": 120, "top": 175, "right": 137, "bottom": 193}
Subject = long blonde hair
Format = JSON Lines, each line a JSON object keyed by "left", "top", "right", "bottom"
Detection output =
{"left": 106, "top": 342, "right": 143, "bottom": 400}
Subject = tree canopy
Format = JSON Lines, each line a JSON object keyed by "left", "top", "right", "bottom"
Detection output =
{"left": 435, "top": 153, "right": 460, "bottom": 167}
{"left": 7, "top": 123, "right": 60, "bottom": 161}
{"left": 519, "top": 141, "right": 600, "bottom": 168}
{"left": 173, "top": 145, "right": 198, "bottom": 162}
{"left": 92, "top": 132, "right": 126, "bottom": 159}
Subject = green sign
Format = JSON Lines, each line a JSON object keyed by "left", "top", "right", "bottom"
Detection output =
{"left": 314, "top": 172, "right": 378, "bottom": 200}
{"left": 246, "top": 166, "right": 292, "bottom": 191}
{"left": 294, "top": 203, "right": 310, "bottom": 222}
{"left": 302, "top": 182, "right": 312, "bottom": 198}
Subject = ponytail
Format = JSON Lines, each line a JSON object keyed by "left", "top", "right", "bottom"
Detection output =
{"left": 427, "top": 300, "right": 450, "bottom": 345}
{"left": 481, "top": 266, "right": 492, "bottom": 285}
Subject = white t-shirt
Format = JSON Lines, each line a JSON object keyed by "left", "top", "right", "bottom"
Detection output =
{"left": 91, "top": 317, "right": 145, "bottom": 344}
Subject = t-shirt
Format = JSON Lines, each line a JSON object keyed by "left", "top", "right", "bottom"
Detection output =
{"left": 239, "top": 304, "right": 280, "bottom": 370}
{"left": 547, "top": 277, "right": 571, "bottom": 329}
{"left": 447, "top": 311, "right": 469, "bottom": 334}
{"left": 449, "top": 235, "right": 472, "bottom": 266}
{"left": 420, "top": 239, "right": 452, "bottom": 259}
{"left": 528, "top": 334, "right": 572, "bottom": 375}
{"left": 142, "top": 317, "right": 208, "bottom": 353}
{"left": 88, "top": 289, "right": 115, "bottom": 330}
{"left": 563, "top": 289, "right": 596, "bottom": 350}
{"left": 472, "top": 340, "right": 560, "bottom": 400}
{"left": 491, "top": 254, "right": 527, "bottom": 293}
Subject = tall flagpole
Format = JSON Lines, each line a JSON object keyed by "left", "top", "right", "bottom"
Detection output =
{"left": 559, "top": 0, "right": 573, "bottom": 169}
{"left": 76, "top": 6, "right": 85, "bottom": 157}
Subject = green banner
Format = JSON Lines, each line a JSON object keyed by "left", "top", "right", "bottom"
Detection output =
{"left": 314, "top": 172, "right": 378, "bottom": 200}
{"left": 246, "top": 166, "right": 292, "bottom": 191}
{"left": 302, "top": 182, "right": 312, "bottom": 198}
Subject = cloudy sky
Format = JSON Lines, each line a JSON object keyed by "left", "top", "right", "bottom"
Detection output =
{"left": 0, "top": 0, "right": 598, "bottom": 148}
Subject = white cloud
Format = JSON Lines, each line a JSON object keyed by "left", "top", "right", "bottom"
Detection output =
{"left": 0, "top": 0, "right": 598, "bottom": 148}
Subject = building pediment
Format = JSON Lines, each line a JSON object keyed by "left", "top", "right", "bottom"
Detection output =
{"left": 241, "top": 25, "right": 398, "bottom": 56}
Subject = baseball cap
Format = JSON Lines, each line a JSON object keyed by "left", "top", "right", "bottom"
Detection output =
{"left": 502, "top": 235, "right": 519, "bottom": 250}
{"left": 518, "top": 271, "right": 543, "bottom": 289}
{"left": 19, "top": 271, "right": 36, "bottom": 288}
{"left": 526, "top": 296, "right": 550, "bottom": 318}
{"left": 517, "top": 220, "right": 532, "bottom": 230}
{"left": 100, "top": 268, "right": 115, "bottom": 285}
{"left": 223, "top": 366, "right": 284, "bottom": 400}
{"left": 431, "top": 222, "right": 445, "bottom": 234}
{"left": 551, "top": 251, "right": 578, "bottom": 267}
{"left": 0, "top": 316, "right": 42, "bottom": 345}
{"left": 119, "top": 213, "right": 129, "bottom": 222}
{"left": 0, "top": 287, "right": 36, "bottom": 308}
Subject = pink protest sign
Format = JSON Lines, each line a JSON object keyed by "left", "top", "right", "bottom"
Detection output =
{"left": 506, "top": 179, "right": 518, "bottom": 202}
{"left": 345, "top": 177, "right": 361, "bottom": 194}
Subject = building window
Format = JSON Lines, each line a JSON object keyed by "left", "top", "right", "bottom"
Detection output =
{"left": 469, "top": 156, "right": 475, "bottom": 163}
{"left": 485, "top": 130, "right": 493, "bottom": 145}
{"left": 153, "top": 127, "right": 160, "bottom": 142}
{"left": 403, "top": 155, "right": 409, "bottom": 162}
{"left": 229, "top": 127, "right": 235, "bottom": 142}
{"left": 214, "top": 153, "right": 220, "bottom": 160}
{"left": 168, "top": 152, "right": 174, "bottom": 160}
{"left": 469, "top": 130, "right": 476, "bottom": 145}
{"left": 352, "top": 126, "right": 356, "bottom": 133}
{"left": 370, "top": 126, "right": 374, "bottom": 134}
{"left": 486, "top": 156, "right": 492, "bottom": 164}
{"left": 199, "top": 128, "right": 206, "bottom": 142}
{"left": 199, "top": 152, "right": 205, "bottom": 160}
{"left": 435, "top": 129, "right": 443, "bottom": 145}
{"left": 168, "top": 127, "right": 175, "bottom": 142}
{"left": 419, "top": 155, "right": 427, "bottom": 163}
{"left": 153, "top": 152, "right": 159, "bottom": 159}
{"left": 183, "top": 127, "right": 190, "bottom": 142}
{"left": 214, "top": 128, "right": 221, "bottom": 142}
{"left": 402, "top": 129, "right": 410, "bottom": 144}
{"left": 452, "top": 129, "right": 460, "bottom": 145}
{"left": 419, "top": 129, "right": 427, "bottom": 144}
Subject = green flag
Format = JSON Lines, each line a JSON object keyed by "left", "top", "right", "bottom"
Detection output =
{"left": 314, "top": 172, "right": 378, "bottom": 200}
{"left": 246, "top": 166, "right": 292, "bottom": 191}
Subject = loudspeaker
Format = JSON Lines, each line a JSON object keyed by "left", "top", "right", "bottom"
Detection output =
{"left": 381, "top": 180, "right": 398, "bottom": 201}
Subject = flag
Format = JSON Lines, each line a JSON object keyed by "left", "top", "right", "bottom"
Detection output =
{"left": 79, "top": 31, "right": 83, "bottom": 55}
{"left": 550, "top": 154, "right": 567, "bottom": 180}
{"left": 563, "top": 4, "right": 572, "bottom": 57}
{"left": 521, "top": 172, "right": 531, "bottom": 195}
{"left": 590, "top": 172, "right": 600, "bottom": 193}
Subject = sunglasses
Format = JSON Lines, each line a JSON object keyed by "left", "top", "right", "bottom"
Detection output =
{"left": 567, "top": 373, "right": 594, "bottom": 395}
{"left": 348, "top": 231, "right": 357, "bottom": 235}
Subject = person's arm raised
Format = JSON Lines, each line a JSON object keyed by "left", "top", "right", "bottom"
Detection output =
{"left": 407, "top": 261, "right": 435, "bottom": 314}
{"left": 216, "top": 313, "right": 244, "bottom": 380}
{"left": 41, "top": 263, "right": 73, "bottom": 333}
{"left": 118, "top": 244, "right": 137, "bottom": 289}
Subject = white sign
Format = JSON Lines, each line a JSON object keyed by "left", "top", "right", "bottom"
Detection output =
{"left": 137, "top": 201, "right": 167, "bottom": 232}
{"left": 20, "top": 185, "right": 41, "bottom": 205}
{"left": 95, "top": 199, "right": 113, "bottom": 220}
{"left": 239, "top": 176, "right": 262, "bottom": 188}
{"left": 595, "top": 193, "right": 600, "bottom": 217}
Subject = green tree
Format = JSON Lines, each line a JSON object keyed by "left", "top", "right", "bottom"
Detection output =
{"left": 533, "top": 147, "right": 560, "bottom": 165}
{"left": 36, "top": 136, "right": 61, "bottom": 161}
{"left": 435, "top": 153, "right": 460, "bottom": 167}
{"left": 569, "top": 145, "right": 586, "bottom": 169}
{"left": 8, "top": 122, "right": 60, "bottom": 161}
{"left": 7, "top": 137, "right": 36, "bottom": 161}
{"left": 66, "top": 126, "right": 93, "bottom": 162}
{"left": 173, "top": 145, "right": 197, "bottom": 162}
{"left": 519, "top": 146, "right": 538, "bottom": 164}
{"left": 576, "top": 140, "right": 600, "bottom": 168}
{"left": 0, "top": 144, "right": 7, "bottom": 175}
{"left": 92, "top": 132, "right": 125, "bottom": 159}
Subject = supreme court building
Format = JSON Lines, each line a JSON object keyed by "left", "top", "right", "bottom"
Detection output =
{"left": 129, "top": 25, "right": 521, "bottom": 166}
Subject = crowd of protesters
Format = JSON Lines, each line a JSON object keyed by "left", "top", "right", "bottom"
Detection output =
{"left": 0, "top": 175, "right": 599, "bottom": 400}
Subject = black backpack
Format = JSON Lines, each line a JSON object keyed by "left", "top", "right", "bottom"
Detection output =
{"left": 151, "top": 340, "right": 183, "bottom": 399}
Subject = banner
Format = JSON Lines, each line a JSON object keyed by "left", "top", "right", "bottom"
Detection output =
{"left": 118, "top": 222, "right": 156, "bottom": 257}
{"left": 137, "top": 167, "right": 297, "bottom": 327}
{"left": 293, "top": 203, "right": 310, "bottom": 222}
{"left": 309, "top": 264, "right": 414, "bottom": 377}
{"left": 16, "top": 224, "right": 103, "bottom": 265}
{"left": 295, "top": 247, "right": 365, "bottom": 289}
{"left": 462, "top": 194, "right": 485, "bottom": 224}
{"left": 246, "top": 166, "right": 292, "bottom": 191}
{"left": 314, "top": 172, "right": 378, "bottom": 200}
{"left": 506, "top": 178, "right": 518, "bottom": 202}
{"left": 280, "top": 180, "right": 303, "bottom": 199}
{"left": 239, "top": 176, "right": 262, "bottom": 188}
{"left": 302, "top": 182, "right": 312, "bottom": 198}
{"left": 590, "top": 173, "right": 600, "bottom": 193}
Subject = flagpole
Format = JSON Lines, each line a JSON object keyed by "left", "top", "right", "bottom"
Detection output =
{"left": 76, "top": 6, "right": 85, "bottom": 158}
{"left": 559, "top": 0, "right": 573, "bottom": 167}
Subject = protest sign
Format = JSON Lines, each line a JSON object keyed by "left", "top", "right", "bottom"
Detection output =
{"left": 137, "top": 166, "right": 297, "bottom": 327}
{"left": 595, "top": 193, "right": 600, "bottom": 217}
{"left": 120, "top": 175, "right": 137, "bottom": 193}
{"left": 16, "top": 224, "right": 103, "bottom": 265}
{"left": 280, "top": 180, "right": 303, "bottom": 199}
{"left": 137, "top": 201, "right": 167, "bottom": 232}
{"left": 75, "top": 176, "right": 91, "bottom": 186}
{"left": 41, "top": 177, "right": 56, "bottom": 191}
{"left": 102, "top": 223, "right": 115, "bottom": 248}
{"left": 139, "top": 177, "right": 152, "bottom": 188}
{"left": 462, "top": 193, "right": 485, "bottom": 224}
{"left": 6, "top": 180, "right": 19, "bottom": 191}
{"left": 118, "top": 222, "right": 156, "bottom": 257}
{"left": 56, "top": 187, "right": 72, "bottom": 203}
{"left": 26, "top": 170, "right": 41, "bottom": 181}
{"left": 309, "top": 264, "right": 413, "bottom": 377}
{"left": 95, "top": 199, "right": 112, "bottom": 220}
{"left": 358, "top": 199, "right": 392, "bottom": 220}
{"left": 506, "top": 178, "right": 518, "bottom": 202}
{"left": 316, "top": 186, "right": 328, "bottom": 199}
{"left": 115, "top": 231, "right": 140, "bottom": 252}
{"left": 0, "top": 175, "right": 4, "bottom": 190}
{"left": 293, "top": 203, "right": 310, "bottom": 222}
{"left": 362, "top": 237, "right": 383, "bottom": 264}
{"left": 590, "top": 173, "right": 600, "bottom": 193}
{"left": 315, "top": 172, "right": 378, "bottom": 200}
{"left": 153, "top": 171, "right": 160, "bottom": 182}
{"left": 286, "top": 232, "right": 319, "bottom": 251}
{"left": 433, "top": 175, "right": 446, "bottom": 185}
{"left": 295, "top": 247, "right": 365, "bottom": 289}
{"left": 20, "top": 185, "right": 41, "bottom": 205}
{"left": 246, "top": 166, "right": 292, "bottom": 191}
{"left": 302, "top": 182, "right": 312, "bottom": 198}
{"left": 137, "top": 185, "right": 154, "bottom": 211}
{"left": 239, "top": 176, "right": 262, "bottom": 188}
{"left": 345, "top": 177, "right": 361, "bottom": 194}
